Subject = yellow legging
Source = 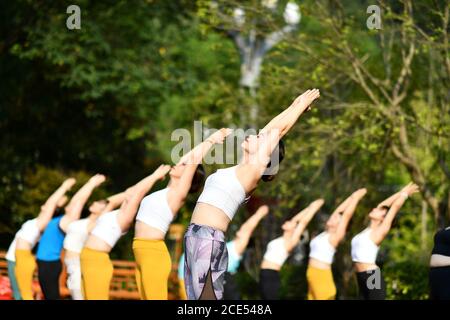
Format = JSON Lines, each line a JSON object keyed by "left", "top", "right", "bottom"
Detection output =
{"left": 133, "top": 238, "right": 171, "bottom": 300}
{"left": 80, "top": 247, "right": 113, "bottom": 300}
{"left": 15, "top": 249, "right": 37, "bottom": 300}
{"left": 178, "top": 279, "right": 187, "bottom": 300}
{"left": 306, "top": 265, "right": 337, "bottom": 300}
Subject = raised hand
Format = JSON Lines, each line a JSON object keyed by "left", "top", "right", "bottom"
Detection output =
{"left": 401, "top": 182, "right": 419, "bottom": 196}
{"left": 352, "top": 188, "right": 368, "bottom": 199}
{"left": 292, "top": 199, "right": 324, "bottom": 223}
{"left": 63, "top": 178, "right": 77, "bottom": 190}
{"left": 206, "top": 128, "right": 233, "bottom": 144}
{"left": 152, "top": 164, "right": 171, "bottom": 181}
{"left": 292, "top": 89, "right": 320, "bottom": 111}
{"left": 309, "top": 198, "right": 325, "bottom": 210}
{"left": 255, "top": 205, "right": 270, "bottom": 217}
{"left": 90, "top": 174, "right": 106, "bottom": 186}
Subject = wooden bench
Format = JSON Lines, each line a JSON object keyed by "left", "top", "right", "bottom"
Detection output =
{"left": 0, "top": 224, "right": 185, "bottom": 300}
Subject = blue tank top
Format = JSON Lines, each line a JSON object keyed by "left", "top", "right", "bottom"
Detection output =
{"left": 178, "top": 241, "right": 242, "bottom": 280}
{"left": 36, "top": 216, "right": 65, "bottom": 261}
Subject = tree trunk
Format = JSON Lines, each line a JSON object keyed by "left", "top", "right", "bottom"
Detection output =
{"left": 421, "top": 200, "right": 428, "bottom": 251}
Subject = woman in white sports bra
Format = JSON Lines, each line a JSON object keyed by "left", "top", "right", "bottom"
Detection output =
{"left": 184, "top": 89, "right": 321, "bottom": 300}
{"left": 80, "top": 165, "right": 172, "bottom": 300}
{"left": 351, "top": 182, "right": 418, "bottom": 300}
{"left": 6, "top": 178, "right": 76, "bottom": 300}
{"left": 260, "top": 199, "right": 324, "bottom": 299}
{"left": 306, "top": 188, "right": 367, "bottom": 300}
{"left": 63, "top": 189, "right": 125, "bottom": 300}
{"left": 35, "top": 174, "right": 106, "bottom": 300}
{"left": 133, "top": 130, "right": 229, "bottom": 300}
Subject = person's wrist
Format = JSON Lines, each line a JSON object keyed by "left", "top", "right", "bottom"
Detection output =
{"left": 400, "top": 191, "right": 409, "bottom": 199}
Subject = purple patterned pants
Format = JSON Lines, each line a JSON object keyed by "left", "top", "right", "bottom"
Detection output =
{"left": 184, "top": 223, "right": 228, "bottom": 300}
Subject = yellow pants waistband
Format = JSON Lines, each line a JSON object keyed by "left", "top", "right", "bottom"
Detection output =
{"left": 80, "top": 247, "right": 110, "bottom": 260}
{"left": 132, "top": 238, "right": 167, "bottom": 251}
{"left": 15, "top": 249, "right": 33, "bottom": 257}
{"left": 307, "top": 265, "right": 335, "bottom": 280}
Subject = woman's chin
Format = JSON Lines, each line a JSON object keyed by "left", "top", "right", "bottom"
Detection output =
{"left": 369, "top": 216, "right": 382, "bottom": 224}
{"left": 169, "top": 173, "right": 180, "bottom": 180}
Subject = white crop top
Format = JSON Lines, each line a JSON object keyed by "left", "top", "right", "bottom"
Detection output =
{"left": 263, "top": 237, "right": 289, "bottom": 266}
{"left": 136, "top": 188, "right": 174, "bottom": 234}
{"left": 63, "top": 218, "right": 90, "bottom": 253}
{"left": 5, "top": 239, "right": 17, "bottom": 262}
{"left": 90, "top": 210, "right": 126, "bottom": 248}
{"left": 309, "top": 231, "right": 336, "bottom": 264}
{"left": 6, "top": 218, "right": 41, "bottom": 262}
{"left": 197, "top": 166, "right": 247, "bottom": 221}
{"left": 351, "top": 228, "right": 379, "bottom": 264}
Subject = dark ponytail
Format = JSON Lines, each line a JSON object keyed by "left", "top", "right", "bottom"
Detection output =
{"left": 189, "top": 164, "right": 206, "bottom": 193}
{"left": 262, "top": 139, "right": 285, "bottom": 182}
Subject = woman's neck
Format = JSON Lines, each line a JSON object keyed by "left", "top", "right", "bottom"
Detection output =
{"left": 240, "top": 151, "right": 269, "bottom": 166}
{"left": 369, "top": 220, "right": 381, "bottom": 229}
{"left": 88, "top": 213, "right": 100, "bottom": 221}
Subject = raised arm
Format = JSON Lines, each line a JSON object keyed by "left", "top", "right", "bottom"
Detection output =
{"left": 376, "top": 192, "right": 401, "bottom": 208}
{"left": 169, "top": 129, "right": 232, "bottom": 209}
{"left": 36, "top": 178, "right": 76, "bottom": 231}
{"left": 248, "top": 90, "right": 321, "bottom": 176}
{"left": 330, "top": 188, "right": 367, "bottom": 246}
{"left": 60, "top": 174, "right": 106, "bottom": 231}
{"left": 375, "top": 183, "right": 416, "bottom": 208}
{"left": 117, "top": 165, "right": 171, "bottom": 231}
{"left": 260, "top": 89, "right": 320, "bottom": 138}
{"left": 102, "top": 192, "right": 126, "bottom": 213}
{"left": 284, "top": 199, "right": 324, "bottom": 252}
{"left": 373, "top": 183, "right": 419, "bottom": 243}
{"left": 291, "top": 199, "right": 325, "bottom": 225}
{"left": 259, "top": 201, "right": 322, "bottom": 272}
{"left": 233, "top": 205, "right": 269, "bottom": 255}
{"left": 330, "top": 194, "right": 355, "bottom": 216}
{"left": 178, "top": 128, "right": 232, "bottom": 166}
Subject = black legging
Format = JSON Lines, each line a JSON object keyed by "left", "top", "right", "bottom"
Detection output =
{"left": 429, "top": 266, "right": 450, "bottom": 300}
{"left": 259, "top": 269, "right": 280, "bottom": 300}
{"left": 356, "top": 268, "right": 386, "bottom": 300}
{"left": 223, "top": 272, "right": 241, "bottom": 300}
{"left": 37, "top": 260, "right": 62, "bottom": 300}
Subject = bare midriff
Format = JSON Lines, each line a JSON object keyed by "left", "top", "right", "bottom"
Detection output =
{"left": 134, "top": 221, "right": 166, "bottom": 240}
{"left": 190, "top": 203, "right": 231, "bottom": 233}
{"left": 15, "top": 238, "right": 33, "bottom": 251}
{"left": 84, "top": 235, "right": 112, "bottom": 253}
{"left": 308, "top": 257, "right": 332, "bottom": 270}
{"left": 430, "top": 254, "right": 450, "bottom": 268}
{"left": 261, "top": 260, "right": 282, "bottom": 271}
{"left": 354, "top": 262, "right": 379, "bottom": 273}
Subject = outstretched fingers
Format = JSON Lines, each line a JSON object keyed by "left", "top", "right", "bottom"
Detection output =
{"left": 298, "top": 88, "right": 320, "bottom": 111}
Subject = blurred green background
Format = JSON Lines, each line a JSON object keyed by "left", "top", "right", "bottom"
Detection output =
{"left": 0, "top": 0, "right": 448, "bottom": 299}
